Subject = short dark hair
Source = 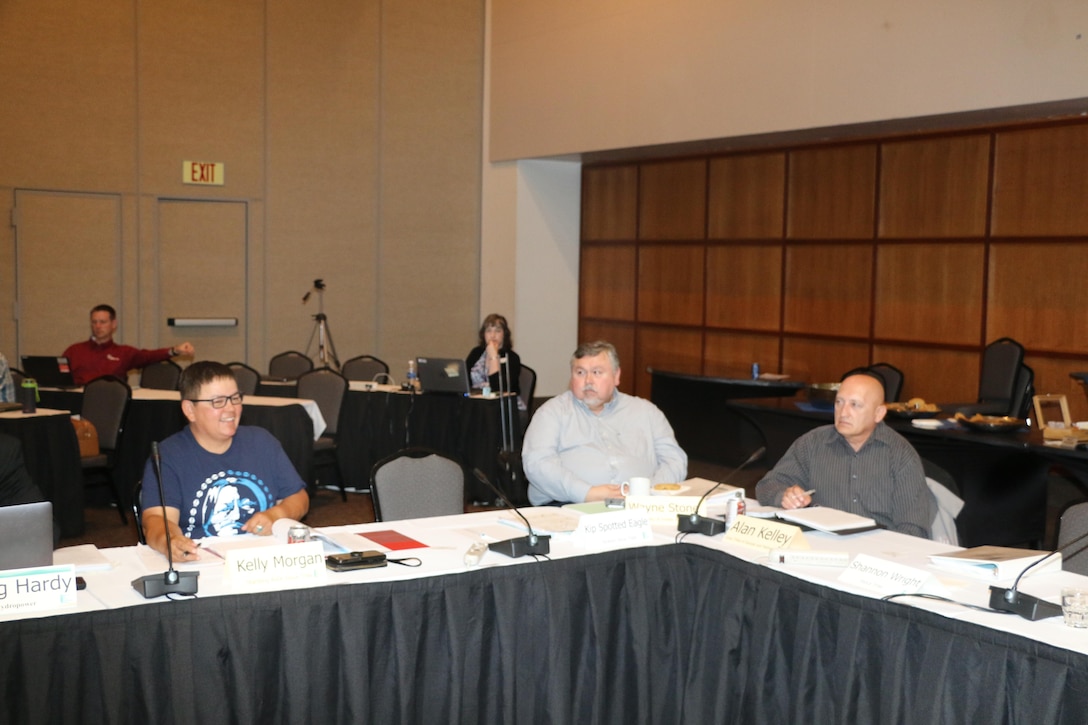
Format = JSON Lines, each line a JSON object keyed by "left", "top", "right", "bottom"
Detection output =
{"left": 571, "top": 341, "right": 620, "bottom": 371}
{"left": 477, "top": 313, "right": 513, "bottom": 350}
{"left": 91, "top": 304, "right": 116, "bottom": 320}
{"left": 180, "top": 361, "right": 236, "bottom": 400}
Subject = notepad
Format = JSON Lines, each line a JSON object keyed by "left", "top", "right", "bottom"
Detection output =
{"left": 775, "top": 507, "right": 879, "bottom": 535}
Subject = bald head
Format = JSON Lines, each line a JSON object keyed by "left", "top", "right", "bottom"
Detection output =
{"left": 834, "top": 374, "right": 887, "bottom": 450}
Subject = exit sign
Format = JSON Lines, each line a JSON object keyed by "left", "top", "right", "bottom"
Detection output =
{"left": 183, "top": 160, "right": 225, "bottom": 186}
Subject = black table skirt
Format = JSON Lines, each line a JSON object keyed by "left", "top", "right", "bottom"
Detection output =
{"left": 0, "top": 414, "right": 83, "bottom": 537}
{"left": 3, "top": 545, "right": 1086, "bottom": 723}
{"left": 336, "top": 390, "right": 525, "bottom": 503}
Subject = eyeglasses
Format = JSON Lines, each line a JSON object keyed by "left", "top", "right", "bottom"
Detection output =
{"left": 188, "top": 393, "right": 244, "bottom": 408}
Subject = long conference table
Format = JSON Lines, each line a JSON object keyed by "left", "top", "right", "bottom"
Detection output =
{"left": 4, "top": 501, "right": 1088, "bottom": 723}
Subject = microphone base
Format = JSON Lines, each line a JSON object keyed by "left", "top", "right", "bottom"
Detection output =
{"left": 132, "top": 570, "right": 200, "bottom": 599}
{"left": 988, "top": 585, "right": 1063, "bottom": 620}
{"left": 677, "top": 514, "right": 727, "bottom": 537}
{"left": 489, "top": 535, "right": 551, "bottom": 558}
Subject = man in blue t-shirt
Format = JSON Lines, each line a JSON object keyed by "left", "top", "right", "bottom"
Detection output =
{"left": 141, "top": 361, "right": 309, "bottom": 560}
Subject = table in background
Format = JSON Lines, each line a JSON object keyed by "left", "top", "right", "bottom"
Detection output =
{"left": 38, "top": 388, "right": 319, "bottom": 513}
{"left": 649, "top": 368, "right": 805, "bottom": 465}
{"left": 336, "top": 386, "right": 524, "bottom": 503}
{"left": 0, "top": 409, "right": 83, "bottom": 537}
{"left": 4, "top": 511, "right": 1088, "bottom": 723}
{"left": 725, "top": 397, "right": 1079, "bottom": 548}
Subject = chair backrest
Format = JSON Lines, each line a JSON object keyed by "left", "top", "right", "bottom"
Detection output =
{"left": 81, "top": 377, "right": 131, "bottom": 452}
{"left": 10, "top": 367, "right": 25, "bottom": 389}
{"left": 133, "top": 479, "right": 146, "bottom": 545}
{"left": 1058, "top": 502, "right": 1088, "bottom": 576}
{"left": 370, "top": 447, "right": 464, "bottom": 521}
{"left": 268, "top": 351, "right": 313, "bottom": 380}
{"left": 977, "top": 337, "right": 1025, "bottom": 406}
{"left": 297, "top": 368, "right": 348, "bottom": 437}
{"left": 1009, "top": 363, "right": 1034, "bottom": 420}
{"left": 867, "top": 362, "right": 903, "bottom": 403}
{"left": 518, "top": 363, "right": 537, "bottom": 415}
{"left": 341, "top": 355, "right": 389, "bottom": 382}
{"left": 227, "top": 361, "right": 261, "bottom": 396}
{"left": 139, "top": 359, "right": 182, "bottom": 390}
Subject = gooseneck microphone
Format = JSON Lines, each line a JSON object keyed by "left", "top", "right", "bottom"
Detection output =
{"left": 677, "top": 446, "right": 766, "bottom": 537}
{"left": 988, "top": 528, "right": 1088, "bottom": 620}
{"left": 132, "top": 441, "right": 200, "bottom": 598}
{"left": 473, "top": 468, "right": 551, "bottom": 558}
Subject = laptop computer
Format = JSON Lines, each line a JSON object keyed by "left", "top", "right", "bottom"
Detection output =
{"left": 416, "top": 357, "right": 470, "bottom": 396}
{"left": 0, "top": 501, "right": 54, "bottom": 570}
{"left": 20, "top": 355, "right": 77, "bottom": 388}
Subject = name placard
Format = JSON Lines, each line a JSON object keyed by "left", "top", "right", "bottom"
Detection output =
{"left": 225, "top": 541, "right": 326, "bottom": 592}
{"left": 624, "top": 495, "right": 703, "bottom": 524}
{"left": 573, "top": 509, "right": 653, "bottom": 549}
{"left": 838, "top": 553, "right": 936, "bottom": 596}
{"left": 0, "top": 564, "right": 78, "bottom": 614}
{"left": 725, "top": 515, "right": 808, "bottom": 550}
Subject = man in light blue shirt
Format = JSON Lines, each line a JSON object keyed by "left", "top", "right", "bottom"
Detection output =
{"left": 0, "top": 353, "right": 14, "bottom": 403}
{"left": 523, "top": 341, "right": 687, "bottom": 505}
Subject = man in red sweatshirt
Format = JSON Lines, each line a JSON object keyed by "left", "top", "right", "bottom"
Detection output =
{"left": 63, "top": 304, "right": 195, "bottom": 385}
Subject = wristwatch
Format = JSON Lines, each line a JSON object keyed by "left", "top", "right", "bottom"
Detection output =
{"left": 169, "top": 347, "right": 178, "bottom": 357}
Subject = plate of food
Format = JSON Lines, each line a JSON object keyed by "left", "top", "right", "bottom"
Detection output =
{"left": 651, "top": 483, "right": 690, "bottom": 496}
{"left": 885, "top": 398, "right": 941, "bottom": 419}
{"left": 953, "top": 412, "right": 1025, "bottom": 433}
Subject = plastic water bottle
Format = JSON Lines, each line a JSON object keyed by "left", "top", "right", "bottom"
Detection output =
{"left": 406, "top": 360, "right": 419, "bottom": 391}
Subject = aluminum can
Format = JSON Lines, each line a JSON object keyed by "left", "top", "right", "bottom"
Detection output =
{"left": 751, "top": 362, "right": 760, "bottom": 380}
{"left": 724, "top": 497, "right": 746, "bottom": 529}
{"left": 287, "top": 524, "right": 310, "bottom": 544}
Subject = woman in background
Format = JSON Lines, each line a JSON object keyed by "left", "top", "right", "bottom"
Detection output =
{"left": 466, "top": 313, "right": 521, "bottom": 401}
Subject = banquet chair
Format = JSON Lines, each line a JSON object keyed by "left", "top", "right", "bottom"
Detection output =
{"left": 297, "top": 367, "right": 348, "bottom": 500}
{"left": 227, "top": 361, "right": 261, "bottom": 396}
{"left": 370, "top": 447, "right": 465, "bottom": 522}
{"left": 341, "top": 355, "right": 389, "bottom": 382}
{"left": 80, "top": 376, "right": 132, "bottom": 524}
{"left": 954, "top": 337, "right": 1025, "bottom": 417}
{"left": 132, "top": 480, "right": 145, "bottom": 545}
{"left": 1058, "top": 502, "right": 1088, "bottom": 576}
{"left": 1008, "top": 363, "right": 1035, "bottom": 420}
{"left": 268, "top": 351, "right": 313, "bottom": 380}
{"left": 866, "top": 362, "right": 903, "bottom": 403}
{"left": 517, "top": 364, "right": 537, "bottom": 426}
{"left": 922, "top": 458, "right": 962, "bottom": 546}
{"left": 139, "top": 359, "right": 182, "bottom": 390}
{"left": 10, "top": 367, "right": 25, "bottom": 389}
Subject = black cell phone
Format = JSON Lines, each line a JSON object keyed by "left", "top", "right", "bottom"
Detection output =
{"left": 325, "top": 550, "right": 388, "bottom": 572}
{"left": 605, "top": 497, "right": 626, "bottom": 509}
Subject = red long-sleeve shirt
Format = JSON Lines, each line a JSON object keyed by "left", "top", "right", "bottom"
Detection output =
{"left": 62, "top": 339, "right": 172, "bottom": 385}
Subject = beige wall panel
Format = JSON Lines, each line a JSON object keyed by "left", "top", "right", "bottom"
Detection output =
{"left": 582, "top": 165, "right": 638, "bottom": 241}
{"left": 781, "top": 338, "right": 869, "bottom": 386}
{"left": 490, "top": 1, "right": 1088, "bottom": 161}
{"left": 706, "top": 245, "right": 782, "bottom": 331}
{"left": 987, "top": 242, "right": 1088, "bottom": 353}
{"left": 13, "top": 191, "right": 122, "bottom": 358}
{"left": 581, "top": 245, "right": 636, "bottom": 321}
{"left": 704, "top": 332, "right": 782, "bottom": 379}
{"left": 637, "top": 245, "right": 704, "bottom": 325}
{"left": 873, "top": 243, "right": 984, "bottom": 344}
{"left": 788, "top": 146, "right": 876, "bottom": 239}
{"left": 783, "top": 244, "right": 872, "bottom": 337}
{"left": 137, "top": 2, "right": 265, "bottom": 198}
{"left": 879, "top": 135, "right": 991, "bottom": 238}
{"left": 871, "top": 344, "right": 977, "bottom": 405}
{"left": 376, "top": 1, "right": 485, "bottom": 365}
{"left": 264, "top": 2, "right": 380, "bottom": 366}
{"left": 0, "top": 1, "right": 136, "bottom": 191}
{"left": 636, "top": 327, "right": 703, "bottom": 399}
{"left": 993, "top": 125, "right": 1088, "bottom": 237}
{"left": 708, "top": 154, "right": 786, "bottom": 240}
{"left": 157, "top": 200, "right": 248, "bottom": 363}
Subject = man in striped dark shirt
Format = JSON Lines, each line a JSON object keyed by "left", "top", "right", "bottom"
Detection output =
{"left": 755, "top": 373, "right": 935, "bottom": 538}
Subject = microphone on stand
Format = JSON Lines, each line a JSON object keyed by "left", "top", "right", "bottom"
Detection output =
{"left": 677, "top": 446, "right": 766, "bottom": 537}
{"left": 988, "top": 528, "right": 1088, "bottom": 620}
{"left": 132, "top": 441, "right": 200, "bottom": 598}
{"left": 473, "top": 468, "right": 550, "bottom": 558}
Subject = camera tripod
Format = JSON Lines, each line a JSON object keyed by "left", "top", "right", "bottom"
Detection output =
{"left": 303, "top": 279, "right": 340, "bottom": 370}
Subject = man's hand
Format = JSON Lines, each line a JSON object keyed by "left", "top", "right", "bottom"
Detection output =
{"left": 584, "top": 483, "right": 623, "bottom": 502}
{"left": 779, "top": 485, "right": 812, "bottom": 510}
{"left": 174, "top": 342, "right": 195, "bottom": 357}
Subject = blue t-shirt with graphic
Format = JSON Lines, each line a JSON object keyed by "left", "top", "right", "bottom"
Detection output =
{"left": 141, "top": 425, "right": 305, "bottom": 540}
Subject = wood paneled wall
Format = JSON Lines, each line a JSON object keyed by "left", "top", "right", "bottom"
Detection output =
{"left": 580, "top": 120, "right": 1088, "bottom": 419}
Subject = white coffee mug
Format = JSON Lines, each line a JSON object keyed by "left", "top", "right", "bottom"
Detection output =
{"left": 621, "top": 477, "right": 652, "bottom": 497}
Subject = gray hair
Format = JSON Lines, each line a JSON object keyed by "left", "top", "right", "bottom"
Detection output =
{"left": 571, "top": 341, "right": 620, "bottom": 371}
